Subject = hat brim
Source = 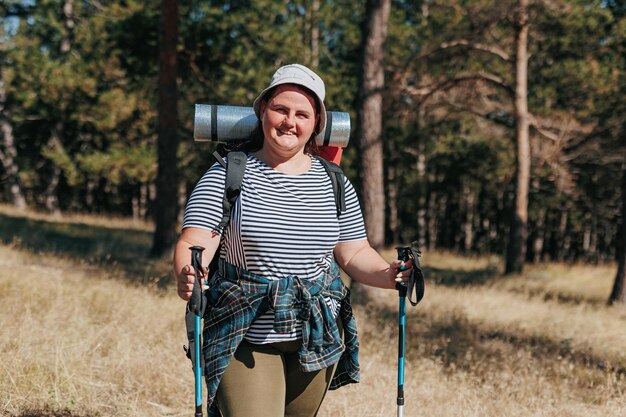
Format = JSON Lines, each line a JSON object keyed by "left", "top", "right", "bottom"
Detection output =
{"left": 253, "top": 81, "right": 327, "bottom": 135}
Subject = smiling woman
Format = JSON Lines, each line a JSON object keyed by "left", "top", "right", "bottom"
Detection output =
{"left": 172, "top": 64, "right": 412, "bottom": 417}
{"left": 256, "top": 84, "right": 319, "bottom": 174}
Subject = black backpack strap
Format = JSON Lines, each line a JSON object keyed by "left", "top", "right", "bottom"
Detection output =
{"left": 211, "top": 149, "right": 226, "bottom": 169}
{"left": 316, "top": 156, "right": 346, "bottom": 217}
{"left": 215, "top": 151, "right": 247, "bottom": 232}
{"left": 207, "top": 143, "right": 229, "bottom": 169}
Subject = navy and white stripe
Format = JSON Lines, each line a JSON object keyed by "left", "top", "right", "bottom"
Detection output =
{"left": 183, "top": 153, "right": 366, "bottom": 343}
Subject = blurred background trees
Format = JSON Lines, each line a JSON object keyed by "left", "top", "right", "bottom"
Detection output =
{"left": 0, "top": 0, "right": 624, "bottom": 299}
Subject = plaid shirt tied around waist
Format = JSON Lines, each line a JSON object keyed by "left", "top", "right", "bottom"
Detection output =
{"left": 204, "top": 259, "right": 360, "bottom": 416}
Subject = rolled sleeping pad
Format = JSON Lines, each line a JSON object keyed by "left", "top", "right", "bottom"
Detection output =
{"left": 194, "top": 104, "right": 351, "bottom": 148}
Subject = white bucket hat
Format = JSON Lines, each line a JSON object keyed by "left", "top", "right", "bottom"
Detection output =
{"left": 252, "top": 64, "right": 327, "bottom": 134}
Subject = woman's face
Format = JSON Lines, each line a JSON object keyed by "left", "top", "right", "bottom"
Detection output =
{"left": 259, "top": 84, "right": 319, "bottom": 157}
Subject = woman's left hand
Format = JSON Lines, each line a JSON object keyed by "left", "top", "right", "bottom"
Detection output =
{"left": 335, "top": 240, "right": 414, "bottom": 290}
{"left": 391, "top": 259, "right": 412, "bottom": 286}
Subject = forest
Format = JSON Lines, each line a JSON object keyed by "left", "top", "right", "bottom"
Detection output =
{"left": 1, "top": 0, "right": 625, "bottom": 303}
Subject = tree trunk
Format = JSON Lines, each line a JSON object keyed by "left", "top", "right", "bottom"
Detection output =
{"left": 558, "top": 201, "right": 570, "bottom": 261}
{"left": 462, "top": 184, "right": 475, "bottom": 252}
{"left": 416, "top": 109, "right": 427, "bottom": 249}
{"left": 132, "top": 194, "right": 140, "bottom": 220}
{"left": 609, "top": 162, "right": 626, "bottom": 305}
{"left": 532, "top": 211, "right": 545, "bottom": 263}
{"left": 385, "top": 130, "right": 399, "bottom": 244}
{"left": 140, "top": 183, "right": 148, "bottom": 218}
{"left": 151, "top": 0, "right": 180, "bottom": 257}
{"left": 427, "top": 172, "right": 441, "bottom": 250}
{"left": 356, "top": 0, "right": 390, "bottom": 250}
{"left": 433, "top": 187, "right": 447, "bottom": 249}
{"left": 85, "top": 179, "right": 96, "bottom": 210}
{"left": 589, "top": 215, "right": 598, "bottom": 262}
{"left": 386, "top": 161, "right": 399, "bottom": 244}
{"left": 43, "top": 127, "right": 64, "bottom": 217}
{"left": 311, "top": 0, "right": 320, "bottom": 69}
{"left": 304, "top": 0, "right": 320, "bottom": 69}
{"left": 304, "top": 4, "right": 311, "bottom": 65}
{"left": 0, "top": 65, "right": 27, "bottom": 209}
{"left": 505, "top": 0, "right": 530, "bottom": 274}
{"left": 44, "top": 164, "right": 62, "bottom": 217}
{"left": 583, "top": 212, "right": 591, "bottom": 253}
{"left": 60, "top": 0, "right": 75, "bottom": 55}
{"left": 40, "top": 0, "right": 75, "bottom": 216}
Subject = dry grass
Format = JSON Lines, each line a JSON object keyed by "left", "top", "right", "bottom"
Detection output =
{"left": 0, "top": 245, "right": 190, "bottom": 417}
{"left": 322, "top": 290, "right": 625, "bottom": 417}
{"left": 319, "top": 250, "right": 626, "bottom": 417}
{"left": 0, "top": 212, "right": 625, "bottom": 417}
{"left": 496, "top": 262, "right": 618, "bottom": 305}
{"left": 0, "top": 204, "right": 170, "bottom": 289}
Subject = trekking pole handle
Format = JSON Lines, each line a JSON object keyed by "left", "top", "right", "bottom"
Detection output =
{"left": 395, "top": 246, "right": 412, "bottom": 296}
{"left": 395, "top": 242, "right": 424, "bottom": 306}
{"left": 190, "top": 246, "right": 205, "bottom": 272}
{"left": 189, "top": 246, "right": 205, "bottom": 314}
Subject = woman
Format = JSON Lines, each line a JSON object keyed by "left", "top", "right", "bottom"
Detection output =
{"left": 173, "top": 63, "right": 412, "bottom": 417}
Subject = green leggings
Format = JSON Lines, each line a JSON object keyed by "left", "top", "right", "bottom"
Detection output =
{"left": 215, "top": 338, "right": 337, "bottom": 417}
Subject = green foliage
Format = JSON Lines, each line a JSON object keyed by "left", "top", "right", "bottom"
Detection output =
{"left": 0, "top": 0, "right": 623, "bottom": 262}
{"left": 77, "top": 144, "right": 157, "bottom": 185}
{"left": 3, "top": 0, "right": 158, "bottom": 211}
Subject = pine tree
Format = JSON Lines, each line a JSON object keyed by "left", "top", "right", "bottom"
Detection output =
{"left": 356, "top": 0, "right": 391, "bottom": 250}
{"left": 151, "top": 0, "right": 180, "bottom": 257}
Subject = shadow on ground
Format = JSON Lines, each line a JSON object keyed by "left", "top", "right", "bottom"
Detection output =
{"left": 355, "top": 300, "right": 625, "bottom": 389}
{"left": 12, "top": 406, "right": 99, "bottom": 417}
{"left": 0, "top": 212, "right": 171, "bottom": 288}
{"left": 422, "top": 266, "right": 500, "bottom": 286}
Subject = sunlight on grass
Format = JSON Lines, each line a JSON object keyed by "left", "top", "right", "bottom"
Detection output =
{"left": 496, "top": 262, "right": 617, "bottom": 305}
{"left": 0, "top": 203, "right": 171, "bottom": 289}
{"left": 0, "top": 245, "right": 189, "bottom": 417}
{"left": 0, "top": 203, "right": 154, "bottom": 232}
{"left": 1, "top": 234, "right": 625, "bottom": 416}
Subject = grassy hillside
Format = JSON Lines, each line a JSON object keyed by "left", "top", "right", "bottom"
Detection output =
{"left": 0, "top": 205, "right": 624, "bottom": 416}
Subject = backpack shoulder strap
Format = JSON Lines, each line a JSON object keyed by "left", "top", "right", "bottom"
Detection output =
{"left": 315, "top": 156, "right": 346, "bottom": 217}
{"left": 208, "top": 143, "right": 228, "bottom": 168}
{"left": 214, "top": 150, "right": 247, "bottom": 232}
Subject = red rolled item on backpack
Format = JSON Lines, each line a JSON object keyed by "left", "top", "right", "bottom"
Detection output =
{"left": 318, "top": 146, "right": 343, "bottom": 165}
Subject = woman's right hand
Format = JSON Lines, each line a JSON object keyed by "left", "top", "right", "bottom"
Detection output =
{"left": 177, "top": 264, "right": 208, "bottom": 301}
{"left": 173, "top": 227, "right": 221, "bottom": 301}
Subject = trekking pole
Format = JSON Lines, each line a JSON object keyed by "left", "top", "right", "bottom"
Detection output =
{"left": 396, "top": 269, "right": 408, "bottom": 417}
{"left": 189, "top": 246, "right": 205, "bottom": 417}
{"left": 395, "top": 242, "right": 425, "bottom": 417}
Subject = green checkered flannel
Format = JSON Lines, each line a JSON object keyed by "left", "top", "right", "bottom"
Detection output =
{"left": 204, "top": 259, "right": 360, "bottom": 417}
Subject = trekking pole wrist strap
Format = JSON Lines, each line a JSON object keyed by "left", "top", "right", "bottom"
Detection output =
{"left": 396, "top": 244, "right": 425, "bottom": 306}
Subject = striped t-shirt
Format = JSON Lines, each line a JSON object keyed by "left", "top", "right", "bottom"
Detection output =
{"left": 182, "top": 153, "right": 367, "bottom": 344}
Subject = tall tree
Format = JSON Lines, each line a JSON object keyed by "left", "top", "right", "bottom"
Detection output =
{"left": 151, "top": 0, "right": 179, "bottom": 257}
{"left": 609, "top": 161, "right": 626, "bottom": 304}
{"left": 604, "top": 0, "right": 626, "bottom": 304}
{"left": 42, "top": 0, "right": 76, "bottom": 217}
{"left": 356, "top": 0, "right": 391, "bottom": 250}
{"left": 0, "top": 60, "right": 26, "bottom": 209}
{"left": 505, "top": 0, "right": 530, "bottom": 273}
